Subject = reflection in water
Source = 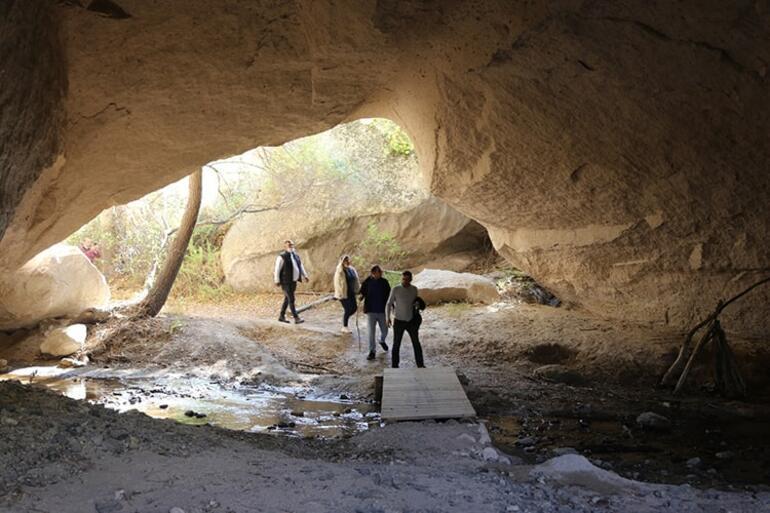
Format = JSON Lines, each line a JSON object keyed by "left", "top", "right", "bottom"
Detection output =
{"left": 1, "top": 366, "right": 379, "bottom": 438}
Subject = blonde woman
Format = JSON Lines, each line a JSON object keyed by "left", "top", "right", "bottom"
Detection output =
{"left": 333, "top": 255, "right": 360, "bottom": 333}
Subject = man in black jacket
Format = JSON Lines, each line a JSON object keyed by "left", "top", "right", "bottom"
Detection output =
{"left": 274, "top": 240, "right": 309, "bottom": 324}
{"left": 359, "top": 265, "right": 391, "bottom": 360}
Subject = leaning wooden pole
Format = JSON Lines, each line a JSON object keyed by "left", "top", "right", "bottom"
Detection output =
{"left": 135, "top": 169, "right": 203, "bottom": 317}
{"left": 295, "top": 294, "right": 335, "bottom": 314}
{"left": 660, "top": 275, "right": 770, "bottom": 394}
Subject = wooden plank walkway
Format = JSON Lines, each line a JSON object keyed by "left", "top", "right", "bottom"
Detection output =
{"left": 381, "top": 367, "right": 476, "bottom": 421}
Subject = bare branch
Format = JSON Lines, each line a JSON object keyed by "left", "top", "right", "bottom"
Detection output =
{"left": 164, "top": 203, "right": 279, "bottom": 237}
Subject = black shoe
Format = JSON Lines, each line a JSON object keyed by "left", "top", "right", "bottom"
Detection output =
{"left": 293, "top": 317, "right": 304, "bottom": 324}
{"left": 366, "top": 351, "right": 375, "bottom": 361}
{"left": 379, "top": 341, "right": 389, "bottom": 351}
{"left": 278, "top": 317, "right": 289, "bottom": 323}
{"left": 417, "top": 364, "right": 426, "bottom": 368}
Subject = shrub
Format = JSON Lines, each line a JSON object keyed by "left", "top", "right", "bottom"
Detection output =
{"left": 352, "top": 222, "right": 408, "bottom": 272}
{"left": 172, "top": 239, "right": 231, "bottom": 301}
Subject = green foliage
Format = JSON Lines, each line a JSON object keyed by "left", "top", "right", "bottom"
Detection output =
{"left": 367, "top": 119, "right": 415, "bottom": 157}
{"left": 384, "top": 125, "right": 415, "bottom": 156}
{"left": 168, "top": 319, "right": 185, "bottom": 335}
{"left": 383, "top": 270, "right": 402, "bottom": 288}
{"left": 66, "top": 118, "right": 422, "bottom": 299}
{"left": 443, "top": 302, "right": 472, "bottom": 317}
{"left": 172, "top": 239, "right": 231, "bottom": 301}
{"left": 352, "top": 222, "right": 408, "bottom": 272}
{"left": 67, "top": 200, "right": 175, "bottom": 289}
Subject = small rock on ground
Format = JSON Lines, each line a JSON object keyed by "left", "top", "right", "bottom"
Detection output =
{"left": 532, "top": 365, "right": 586, "bottom": 386}
{"left": 636, "top": 411, "right": 671, "bottom": 431}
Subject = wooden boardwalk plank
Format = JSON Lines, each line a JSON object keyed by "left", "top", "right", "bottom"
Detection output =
{"left": 381, "top": 367, "right": 476, "bottom": 421}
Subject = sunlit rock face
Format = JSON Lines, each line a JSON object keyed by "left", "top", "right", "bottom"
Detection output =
{"left": 0, "top": 245, "right": 110, "bottom": 331}
{"left": 222, "top": 198, "right": 488, "bottom": 293}
{"left": 1, "top": 1, "right": 768, "bottom": 335}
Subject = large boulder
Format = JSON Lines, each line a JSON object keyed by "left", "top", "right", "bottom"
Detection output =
{"left": 222, "top": 198, "right": 488, "bottom": 292}
{"left": 40, "top": 324, "right": 87, "bottom": 357}
{"left": 0, "top": 244, "right": 110, "bottom": 330}
{"left": 412, "top": 269, "right": 501, "bottom": 305}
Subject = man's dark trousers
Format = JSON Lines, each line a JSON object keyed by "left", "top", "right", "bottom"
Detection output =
{"left": 280, "top": 281, "right": 298, "bottom": 319}
{"left": 392, "top": 319, "right": 424, "bottom": 368}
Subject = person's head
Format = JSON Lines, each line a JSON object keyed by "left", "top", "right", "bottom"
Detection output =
{"left": 401, "top": 270, "right": 412, "bottom": 287}
{"left": 370, "top": 265, "right": 382, "bottom": 279}
{"left": 341, "top": 255, "right": 350, "bottom": 268}
{"left": 82, "top": 238, "right": 93, "bottom": 248}
{"left": 284, "top": 239, "right": 295, "bottom": 252}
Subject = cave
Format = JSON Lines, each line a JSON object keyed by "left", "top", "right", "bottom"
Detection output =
{"left": 1, "top": 1, "right": 769, "bottom": 511}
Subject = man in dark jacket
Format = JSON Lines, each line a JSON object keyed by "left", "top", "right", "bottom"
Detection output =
{"left": 359, "top": 265, "right": 391, "bottom": 360}
{"left": 274, "top": 240, "right": 309, "bottom": 324}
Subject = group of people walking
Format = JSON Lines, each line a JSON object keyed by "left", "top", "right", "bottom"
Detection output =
{"left": 274, "top": 240, "right": 425, "bottom": 368}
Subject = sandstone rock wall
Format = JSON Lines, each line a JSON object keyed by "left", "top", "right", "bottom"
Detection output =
{"left": 424, "top": 5, "right": 770, "bottom": 335}
{"left": 222, "top": 198, "right": 487, "bottom": 292}
{"left": 1, "top": 1, "right": 768, "bottom": 336}
{"left": 0, "top": 2, "right": 66, "bottom": 246}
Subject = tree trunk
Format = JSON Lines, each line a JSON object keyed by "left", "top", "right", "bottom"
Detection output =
{"left": 134, "top": 169, "right": 202, "bottom": 317}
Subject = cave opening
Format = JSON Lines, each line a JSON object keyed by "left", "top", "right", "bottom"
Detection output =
{"left": 58, "top": 117, "right": 524, "bottom": 305}
{"left": 1, "top": 117, "right": 560, "bottom": 440}
{"left": 2, "top": 1, "right": 770, "bottom": 506}
{"left": 2, "top": 115, "right": 768, "bottom": 494}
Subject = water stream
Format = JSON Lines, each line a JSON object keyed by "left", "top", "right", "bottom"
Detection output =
{"left": 0, "top": 365, "right": 379, "bottom": 438}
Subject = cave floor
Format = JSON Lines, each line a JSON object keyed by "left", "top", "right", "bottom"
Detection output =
{"left": 1, "top": 295, "right": 770, "bottom": 511}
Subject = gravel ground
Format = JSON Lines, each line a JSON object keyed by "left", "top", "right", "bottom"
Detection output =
{"left": 2, "top": 380, "right": 769, "bottom": 513}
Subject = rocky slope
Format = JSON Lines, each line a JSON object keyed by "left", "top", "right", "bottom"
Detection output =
{"left": 1, "top": 1, "right": 768, "bottom": 335}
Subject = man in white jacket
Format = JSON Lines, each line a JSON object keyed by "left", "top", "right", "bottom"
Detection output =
{"left": 274, "top": 240, "right": 309, "bottom": 324}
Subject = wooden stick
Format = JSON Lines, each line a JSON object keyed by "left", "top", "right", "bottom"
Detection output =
{"left": 296, "top": 294, "right": 335, "bottom": 314}
{"left": 661, "top": 275, "right": 770, "bottom": 386}
{"left": 286, "top": 360, "right": 339, "bottom": 374}
{"left": 673, "top": 320, "right": 716, "bottom": 394}
{"left": 713, "top": 321, "right": 746, "bottom": 398}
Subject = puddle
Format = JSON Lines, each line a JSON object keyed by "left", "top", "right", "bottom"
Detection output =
{"left": 486, "top": 413, "right": 770, "bottom": 488}
{"left": 1, "top": 366, "right": 379, "bottom": 438}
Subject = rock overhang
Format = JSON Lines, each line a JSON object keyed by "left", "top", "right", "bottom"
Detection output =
{"left": 0, "top": 0, "right": 768, "bottom": 335}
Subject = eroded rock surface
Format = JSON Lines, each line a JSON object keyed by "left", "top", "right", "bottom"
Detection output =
{"left": 0, "top": 244, "right": 110, "bottom": 330}
{"left": 222, "top": 198, "right": 487, "bottom": 292}
{"left": 1, "top": 1, "right": 768, "bottom": 335}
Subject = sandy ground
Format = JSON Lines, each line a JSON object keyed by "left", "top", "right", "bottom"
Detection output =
{"left": 156, "top": 293, "right": 770, "bottom": 395}
{"left": 2, "top": 294, "right": 770, "bottom": 511}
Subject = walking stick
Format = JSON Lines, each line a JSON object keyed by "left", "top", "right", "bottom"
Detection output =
{"left": 355, "top": 304, "right": 361, "bottom": 352}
